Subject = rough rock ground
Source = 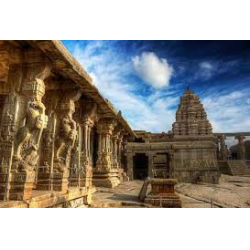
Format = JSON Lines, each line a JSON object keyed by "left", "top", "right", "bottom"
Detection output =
{"left": 91, "top": 175, "right": 250, "bottom": 208}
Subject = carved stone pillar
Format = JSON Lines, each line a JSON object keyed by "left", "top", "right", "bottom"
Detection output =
{"left": 90, "top": 129, "right": 95, "bottom": 166}
{"left": 37, "top": 90, "right": 81, "bottom": 192}
{"left": 111, "top": 135, "right": 119, "bottom": 169}
{"left": 117, "top": 135, "right": 123, "bottom": 168}
{"left": 0, "top": 63, "right": 23, "bottom": 200}
{"left": 0, "top": 95, "right": 19, "bottom": 200}
{"left": 96, "top": 119, "right": 116, "bottom": 171}
{"left": 7, "top": 60, "right": 51, "bottom": 200}
{"left": 69, "top": 124, "right": 82, "bottom": 187}
{"left": 146, "top": 153, "right": 154, "bottom": 178}
{"left": 80, "top": 117, "right": 94, "bottom": 188}
{"left": 36, "top": 109, "right": 57, "bottom": 191}
{"left": 93, "top": 118, "right": 121, "bottom": 188}
{"left": 125, "top": 153, "right": 134, "bottom": 180}
{"left": 235, "top": 135, "right": 246, "bottom": 160}
{"left": 52, "top": 93, "right": 80, "bottom": 192}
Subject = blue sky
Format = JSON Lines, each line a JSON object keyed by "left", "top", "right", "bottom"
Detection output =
{"left": 62, "top": 40, "right": 250, "bottom": 134}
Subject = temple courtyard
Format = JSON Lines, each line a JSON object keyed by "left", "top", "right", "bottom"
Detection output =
{"left": 91, "top": 174, "right": 250, "bottom": 208}
{"left": 1, "top": 40, "right": 250, "bottom": 208}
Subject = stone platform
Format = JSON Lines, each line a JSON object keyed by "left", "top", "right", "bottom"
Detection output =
{"left": 144, "top": 179, "right": 182, "bottom": 208}
{"left": 0, "top": 187, "right": 95, "bottom": 208}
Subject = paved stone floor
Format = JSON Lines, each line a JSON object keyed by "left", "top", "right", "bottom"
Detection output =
{"left": 91, "top": 175, "right": 250, "bottom": 208}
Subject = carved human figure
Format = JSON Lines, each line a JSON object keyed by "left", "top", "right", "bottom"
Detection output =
{"left": 14, "top": 99, "right": 46, "bottom": 164}
{"left": 54, "top": 100, "right": 77, "bottom": 172}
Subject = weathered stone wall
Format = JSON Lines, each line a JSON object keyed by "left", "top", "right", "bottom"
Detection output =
{"left": 172, "top": 142, "right": 219, "bottom": 183}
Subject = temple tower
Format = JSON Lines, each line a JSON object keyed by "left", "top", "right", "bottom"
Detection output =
{"left": 172, "top": 89, "right": 212, "bottom": 137}
{"left": 171, "top": 88, "right": 219, "bottom": 184}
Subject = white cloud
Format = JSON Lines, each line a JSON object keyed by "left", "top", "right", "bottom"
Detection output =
{"left": 72, "top": 43, "right": 178, "bottom": 132}
{"left": 132, "top": 52, "right": 173, "bottom": 89}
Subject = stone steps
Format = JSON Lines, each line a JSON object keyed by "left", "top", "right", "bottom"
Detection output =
{"left": 227, "top": 160, "right": 250, "bottom": 176}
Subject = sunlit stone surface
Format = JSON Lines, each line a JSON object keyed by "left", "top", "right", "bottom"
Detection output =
{"left": 0, "top": 40, "right": 249, "bottom": 208}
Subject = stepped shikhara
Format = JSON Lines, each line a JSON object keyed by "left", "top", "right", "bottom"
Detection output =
{"left": 172, "top": 89, "right": 212, "bottom": 137}
{"left": 171, "top": 89, "right": 219, "bottom": 183}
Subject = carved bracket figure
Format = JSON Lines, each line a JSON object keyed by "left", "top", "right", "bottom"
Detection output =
{"left": 54, "top": 90, "right": 81, "bottom": 172}
{"left": 13, "top": 62, "right": 51, "bottom": 173}
{"left": 14, "top": 96, "right": 47, "bottom": 166}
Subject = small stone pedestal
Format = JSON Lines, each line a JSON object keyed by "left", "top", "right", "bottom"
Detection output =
{"left": 144, "top": 179, "right": 182, "bottom": 208}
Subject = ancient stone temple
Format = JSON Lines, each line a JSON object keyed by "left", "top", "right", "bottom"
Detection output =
{"left": 126, "top": 89, "right": 220, "bottom": 184}
{"left": 1, "top": 40, "right": 249, "bottom": 208}
{"left": 0, "top": 40, "right": 135, "bottom": 207}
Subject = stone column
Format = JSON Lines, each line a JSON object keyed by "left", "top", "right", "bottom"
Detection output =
{"left": 37, "top": 108, "right": 57, "bottom": 191}
{"left": 82, "top": 120, "right": 89, "bottom": 164}
{"left": 235, "top": 135, "right": 246, "bottom": 160}
{"left": 125, "top": 153, "right": 134, "bottom": 180}
{"left": 146, "top": 153, "right": 154, "bottom": 178}
{"left": 93, "top": 118, "right": 121, "bottom": 188}
{"left": 87, "top": 126, "right": 92, "bottom": 158}
{"left": 90, "top": 129, "right": 95, "bottom": 166}
{"left": 6, "top": 60, "right": 51, "bottom": 201}
{"left": 117, "top": 135, "right": 123, "bottom": 168}
{"left": 111, "top": 135, "right": 119, "bottom": 169}
{"left": 81, "top": 118, "right": 94, "bottom": 188}
{"left": 0, "top": 95, "right": 19, "bottom": 200}
{"left": 0, "top": 62, "right": 21, "bottom": 201}
{"left": 68, "top": 123, "right": 82, "bottom": 188}
{"left": 96, "top": 119, "right": 116, "bottom": 171}
{"left": 50, "top": 90, "right": 81, "bottom": 192}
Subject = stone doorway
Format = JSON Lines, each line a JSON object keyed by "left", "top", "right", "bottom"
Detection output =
{"left": 133, "top": 153, "right": 148, "bottom": 180}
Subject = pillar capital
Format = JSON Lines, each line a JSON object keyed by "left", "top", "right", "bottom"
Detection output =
{"left": 81, "top": 116, "right": 95, "bottom": 128}
{"left": 97, "top": 118, "right": 117, "bottom": 135}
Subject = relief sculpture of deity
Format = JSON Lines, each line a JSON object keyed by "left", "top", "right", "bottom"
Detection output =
{"left": 54, "top": 90, "right": 81, "bottom": 173}
{"left": 13, "top": 79, "right": 48, "bottom": 172}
